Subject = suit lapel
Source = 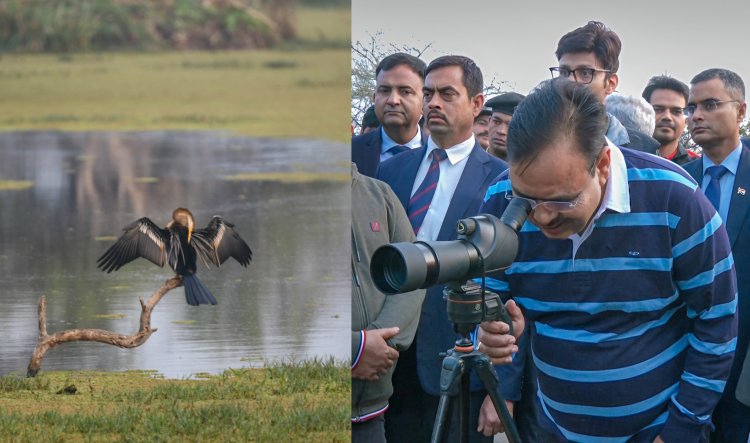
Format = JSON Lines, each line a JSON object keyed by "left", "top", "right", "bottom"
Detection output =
{"left": 684, "top": 159, "right": 702, "bottom": 184}
{"left": 393, "top": 147, "right": 426, "bottom": 209}
{"left": 726, "top": 146, "right": 750, "bottom": 247}
{"left": 367, "top": 129, "right": 383, "bottom": 169}
{"left": 438, "top": 142, "right": 490, "bottom": 240}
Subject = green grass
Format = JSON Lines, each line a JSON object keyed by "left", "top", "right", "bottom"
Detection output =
{"left": 0, "top": 358, "right": 350, "bottom": 442}
{"left": 0, "top": 7, "right": 351, "bottom": 143}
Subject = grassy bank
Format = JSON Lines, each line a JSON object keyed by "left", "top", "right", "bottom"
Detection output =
{"left": 0, "top": 7, "right": 351, "bottom": 142}
{"left": 0, "top": 358, "right": 349, "bottom": 442}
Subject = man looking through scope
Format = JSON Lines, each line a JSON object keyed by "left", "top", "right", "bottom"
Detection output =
{"left": 477, "top": 78, "right": 737, "bottom": 442}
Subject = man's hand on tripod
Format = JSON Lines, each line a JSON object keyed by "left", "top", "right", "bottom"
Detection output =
{"left": 477, "top": 300, "right": 524, "bottom": 364}
{"left": 477, "top": 395, "right": 514, "bottom": 436}
{"left": 352, "top": 327, "right": 400, "bottom": 381}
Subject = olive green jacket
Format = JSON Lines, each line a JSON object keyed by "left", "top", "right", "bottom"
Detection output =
{"left": 351, "top": 164, "right": 425, "bottom": 422}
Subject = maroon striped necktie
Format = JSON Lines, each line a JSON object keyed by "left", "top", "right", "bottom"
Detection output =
{"left": 407, "top": 149, "right": 447, "bottom": 234}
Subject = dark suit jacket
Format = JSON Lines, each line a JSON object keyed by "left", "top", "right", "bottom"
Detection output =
{"left": 624, "top": 128, "right": 660, "bottom": 153}
{"left": 351, "top": 126, "right": 428, "bottom": 178}
{"left": 377, "top": 141, "right": 508, "bottom": 395}
{"left": 684, "top": 140, "right": 750, "bottom": 399}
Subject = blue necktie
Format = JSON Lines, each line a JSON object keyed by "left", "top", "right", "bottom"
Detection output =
{"left": 704, "top": 165, "right": 728, "bottom": 212}
{"left": 408, "top": 149, "right": 447, "bottom": 234}
{"left": 387, "top": 145, "right": 409, "bottom": 156}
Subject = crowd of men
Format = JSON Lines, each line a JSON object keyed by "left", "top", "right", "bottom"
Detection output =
{"left": 351, "top": 20, "right": 750, "bottom": 443}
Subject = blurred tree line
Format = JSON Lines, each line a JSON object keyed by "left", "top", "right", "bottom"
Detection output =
{"left": 0, "top": 0, "right": 316, "bottom": 52}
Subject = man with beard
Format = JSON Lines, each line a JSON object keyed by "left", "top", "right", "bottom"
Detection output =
{"left": 642, "top": 75, "right": 701, "bottom": 165}
{"left": 485, "top": 92, "right": 525, "bottom": 160}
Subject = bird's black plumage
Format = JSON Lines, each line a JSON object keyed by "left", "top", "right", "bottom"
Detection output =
{"left": 97, "top": 208, "right": 253, "bottom": 306}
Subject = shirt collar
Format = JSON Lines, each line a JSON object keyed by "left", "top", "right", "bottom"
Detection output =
{"left": 426, "top": 135, "right": 475, "bottom": 165}
{"left": 701, "top": 141, "right": 743, "bottom": 176}
{"left": 568, "top": 139, "right": 630, "bottom": 241}
{"left": 603, "top": 139, "right": 631, "bottom": 214}
{"left": 380, "top": 126, "right": 423, "bottom": 154}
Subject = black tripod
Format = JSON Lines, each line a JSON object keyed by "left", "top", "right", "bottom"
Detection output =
{"left": 430, "top": 284, "right": 522, "bottom": 443}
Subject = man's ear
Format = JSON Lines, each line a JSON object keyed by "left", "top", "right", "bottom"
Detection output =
{"left": 605, "top": 73, "right": 619, "bottom": 96}
{"left": 597, "top": 145, "right": 612, "bottom": 187}
{"left": 471, "top": 94, "right": 485, "bottom": 118}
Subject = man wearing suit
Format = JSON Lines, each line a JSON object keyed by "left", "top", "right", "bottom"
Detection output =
{"left": 682, "top": 68, "right": 750, "bottom": 443}
{"left": 379, "top": 55, "right": 515, "bottom": 442}
{"left": 352, "top": 53, "right": 427, "bottom": 178}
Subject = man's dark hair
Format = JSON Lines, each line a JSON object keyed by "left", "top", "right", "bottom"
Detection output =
{"left": 690, "top": 68, "right": 746, "bottom": 102}
{"left": 424, "top": 55, "right": 483, "bottom": 98}
{"left": 508, "top": 78, "right": 608, "bottom": 169}
{"left": 555, "top": 21, "right": 621, "bottom": 73}
{"left": 642, "top": 75, "right": 689, "bottom": 104}
{"left": 361, "top": 105, "right": 379, "bottom": 129}
{"left": 375, "top": 53, "right": 426, "bottom": 80}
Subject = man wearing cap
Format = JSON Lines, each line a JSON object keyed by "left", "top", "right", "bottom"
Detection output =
{"left": 352, "top": 53, "right": 428, "bottom": 178}
{"left": 473, "top": 106, "right": 492, "bottom": 150}
{"left": 485, "top": 92, "right": 525, "bottom": 160}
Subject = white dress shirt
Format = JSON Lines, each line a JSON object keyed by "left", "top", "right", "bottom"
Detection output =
{"left": 411, "top": 135, "right": 475, "bottom": 241}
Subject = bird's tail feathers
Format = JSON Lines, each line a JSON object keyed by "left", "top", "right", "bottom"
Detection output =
{"left": 183, "top": 274, "right": 217, "bottom": 306}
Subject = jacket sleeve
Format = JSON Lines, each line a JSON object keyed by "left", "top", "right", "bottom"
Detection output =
{"left": 661, "top": 185, "right": 738, "bottom": 442}
{"left": 368, "top": 183, "right": 425, "bottom": 352}
{"left": 352, "top": 330, "right": 365, "bottom": 370}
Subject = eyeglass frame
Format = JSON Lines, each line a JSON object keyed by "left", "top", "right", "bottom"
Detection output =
{"left": 683, "top": 99, "right": 740, "bottom": 117}
{"left": 549, "top": 66, "right": 612, "bottom": 85}
{"left": 504, "top": 150, "right": 601, "bottom": 212}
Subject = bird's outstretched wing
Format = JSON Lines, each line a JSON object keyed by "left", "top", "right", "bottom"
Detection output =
{"left": 192, "top": 216, "right": 253, "bottom": 268}
{"left": 97, "top": 218, "right": 170, "bottom": 273}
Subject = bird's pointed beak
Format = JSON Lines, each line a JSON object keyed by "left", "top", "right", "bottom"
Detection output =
{"left": 187, "top": 219, "right": 194, "bottom": 243}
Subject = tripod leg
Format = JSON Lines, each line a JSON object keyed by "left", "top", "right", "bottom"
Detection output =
{"left": 460, "top": 374, "right": 470, "bottom": 443}
{"left": 474, "top": 355, "right": 523, "bottom": 443}
{"left": 430, "top": 393, "right": 452, "bottom": 443}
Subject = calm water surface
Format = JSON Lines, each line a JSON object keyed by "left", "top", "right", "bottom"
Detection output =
{"left": 0, "top": 131, "right": 349, "bottom": 378}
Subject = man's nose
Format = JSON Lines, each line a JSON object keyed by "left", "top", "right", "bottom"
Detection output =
{"left": 531, "top": 205, "right": 559, "bottom": 225}
{"left": 387, "top": 90, "right": 401, "bottom": 105}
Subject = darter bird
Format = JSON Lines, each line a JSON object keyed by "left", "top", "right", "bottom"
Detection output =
{"left": 97, "top": 208, "right": 252, "bottom": 306}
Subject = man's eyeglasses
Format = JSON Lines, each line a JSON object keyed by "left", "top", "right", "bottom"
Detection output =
{"left": 504, "top": 150, "right": 600, "bottom": 212}
{"left": 652, "top": 106, "right": 685, "bottom": 117}
{"left": 683, "top": 99, "right": 740, "bottom": 117}
{"left": 504, "top": 190, "right": 582, "bottom": 212}
{"left": 549, "top": 67, "right": 611, "bottom": 85}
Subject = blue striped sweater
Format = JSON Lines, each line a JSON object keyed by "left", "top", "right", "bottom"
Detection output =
{"left": 479, "top": 145, "right": 737, "bottom": 442}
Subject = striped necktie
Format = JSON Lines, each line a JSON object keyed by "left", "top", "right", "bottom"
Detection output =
{"left": 704, "top": 165, "right": 728, "bottom": 212}
{"left": 408, "top": 149, "right": 447, "bottom": 234}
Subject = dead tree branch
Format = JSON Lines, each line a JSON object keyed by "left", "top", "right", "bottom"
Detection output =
{"left": 27, "top": 276, "right": 183, "bottom": 377}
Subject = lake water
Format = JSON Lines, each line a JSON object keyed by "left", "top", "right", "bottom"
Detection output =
{"left": 0, "top": 131, "right": 350, "bottom": 378}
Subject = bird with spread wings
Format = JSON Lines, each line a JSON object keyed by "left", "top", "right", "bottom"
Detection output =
{"left": 97, "top": 208, "right": 253, "bottom": 306}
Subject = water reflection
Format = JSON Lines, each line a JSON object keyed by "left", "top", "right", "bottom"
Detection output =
{"left": 0, "top": 131, "right": 350, "bottom": 378}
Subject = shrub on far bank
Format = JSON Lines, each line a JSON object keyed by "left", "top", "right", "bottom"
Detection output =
{"left": 0, "top": 0, "right": 299, "bottom": 52}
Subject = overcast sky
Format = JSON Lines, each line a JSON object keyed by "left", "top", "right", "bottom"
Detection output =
{"left": 352, "top": 0, "right": 750, "bottom": 100}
